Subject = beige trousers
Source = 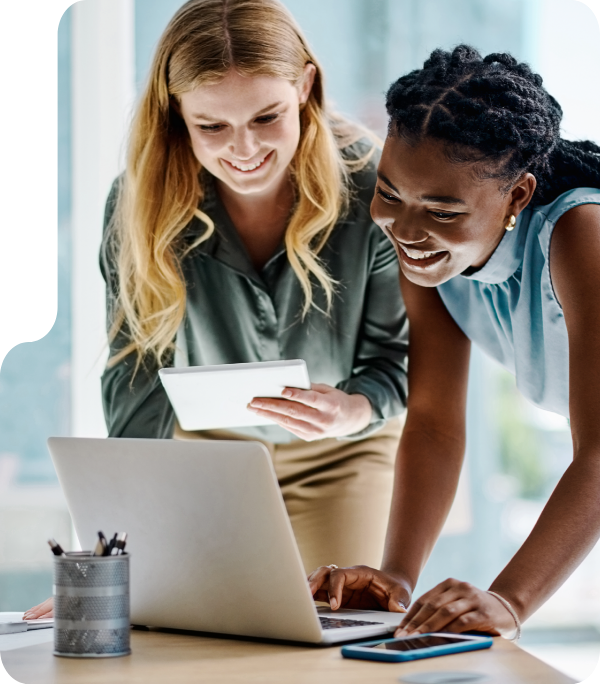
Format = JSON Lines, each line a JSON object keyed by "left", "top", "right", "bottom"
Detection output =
{"left": 174, "top": 417, "right": 403, "bottom": 574}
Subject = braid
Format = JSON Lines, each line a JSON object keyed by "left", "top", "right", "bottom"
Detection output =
{"left": 386, "top": 45, "right": 600, "bottom": 205}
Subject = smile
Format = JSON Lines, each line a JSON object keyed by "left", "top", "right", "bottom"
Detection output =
{"left": 224, "top": 151, "right": 273, "bottom": 173}
{"left": 398, "top": 244, "right": 448, "bottom": 268}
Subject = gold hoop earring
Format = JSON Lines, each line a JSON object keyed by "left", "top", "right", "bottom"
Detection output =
{"left": 505, "top": 215, "right": 516, "bottom": 231}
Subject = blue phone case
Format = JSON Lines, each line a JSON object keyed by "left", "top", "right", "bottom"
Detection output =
{"left": 341, "top": 633, "right": 493, "bottom": 662}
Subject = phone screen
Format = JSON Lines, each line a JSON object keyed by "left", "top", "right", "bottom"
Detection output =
{"left": 365, "top": 635, "right": 468, "bottom": 651}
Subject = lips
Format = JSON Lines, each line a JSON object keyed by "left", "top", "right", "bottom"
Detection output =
{"left": 398, "top": 243, "right": 448, "bottom": 269}
{"left": 223, "top": 150, "right": 273, "bottom": 174}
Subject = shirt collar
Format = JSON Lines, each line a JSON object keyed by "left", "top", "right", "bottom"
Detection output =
{"left": 460, "top": 210, "right": 529, "bottom": 284}
{"left": 184, "top": 172, "right": 286, "bottom": 286}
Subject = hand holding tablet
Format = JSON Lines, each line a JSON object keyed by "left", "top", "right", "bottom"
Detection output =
{"left": 159, "top": 359, "right": 311, "bottom": 431}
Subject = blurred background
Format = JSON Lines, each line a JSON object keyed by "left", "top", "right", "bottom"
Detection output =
{"left": 0, "top": 0, "right": 599, "bottom": 678}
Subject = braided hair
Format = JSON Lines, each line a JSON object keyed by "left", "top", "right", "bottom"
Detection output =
{"left": 386, "top": 45, "right": 600, "bottom": 206}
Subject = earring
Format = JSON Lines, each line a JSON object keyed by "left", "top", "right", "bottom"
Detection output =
{"left": 505, "top": 215, "right": 516, "bottom": 231}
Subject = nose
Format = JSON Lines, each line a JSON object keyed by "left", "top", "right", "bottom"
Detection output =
{"left": 230, "top": 126, "right": 260, "bottom": 161}
{"left": 390, "top": 222, "right": 429, "bottom": 245}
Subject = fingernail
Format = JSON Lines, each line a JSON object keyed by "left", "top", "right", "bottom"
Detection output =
{"left": 23, "top": 613, "right": 32, "bottom": 619}
{"left": 398, "top": 602, "right": 407, "bottom": 612}
{"left": 330, "top": 597, "right": 338, "bottom": 610}
{"left": 282, "top": 389, "right": 292, "bottom": 398}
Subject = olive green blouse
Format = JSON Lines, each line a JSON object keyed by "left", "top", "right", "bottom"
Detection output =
{"left": 100, "top": 155, "right": 408, "bottom": 442}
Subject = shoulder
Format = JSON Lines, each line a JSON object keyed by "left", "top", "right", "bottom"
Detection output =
{"left": 530, "top": 187, "right": 600, "bottom": 226}
{"left": 341, "top": 138, "right": 381, "bottom": 193}
{"left": 100, "top": 175, "right": 125, "bottom": 283}
{"left": 104, "top": 175, "right": 124, "bottom": 221}
{"left": 549, "top": 191, "right": 600, "bottom": 311}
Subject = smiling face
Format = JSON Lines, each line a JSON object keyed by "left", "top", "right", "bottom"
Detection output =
{"left": 371, "top": 135, "right": 536, "bottom": 287}
{"left": 178, "top": 68, "right": 314, "bottom": 198}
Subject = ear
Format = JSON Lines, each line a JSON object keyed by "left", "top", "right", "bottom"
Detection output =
{"left": 506, "top": 172, "right": 537, "bottom": 219}
{"left": 298, "top": 63, "right": 317, "bottom": 105}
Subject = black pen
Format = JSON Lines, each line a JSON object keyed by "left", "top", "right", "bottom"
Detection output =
{"left": 92, "top": 531, "right": 107, "bottom": 557}
{"left": 106, "top": 533, "right": 117, "bottom": 556}
{"left": 48, "top": 538, "right": 65, "bottom": 556}
{"left": 111, "top": 532, "right": 128, "bottom": 555}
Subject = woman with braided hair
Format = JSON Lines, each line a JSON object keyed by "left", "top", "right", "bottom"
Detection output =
{"left": 310, "top": 45, "right": 600, "bottom": 639}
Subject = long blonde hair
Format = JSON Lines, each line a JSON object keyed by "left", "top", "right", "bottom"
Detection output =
{"left": 109, "top": 0, "right": 375, "bottom": 368}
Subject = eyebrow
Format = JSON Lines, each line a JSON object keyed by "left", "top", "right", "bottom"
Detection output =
{"left": 418, "top": 195, "right": 467, "bottom": 206}
{"left": 377, "top": 171, "right": 400, "bottom": 194}
{"left": 377, "top": 172, "right": 467, "bottom": 206}
{"left": 191, "top": 101, "right": 284, "bottom": 122}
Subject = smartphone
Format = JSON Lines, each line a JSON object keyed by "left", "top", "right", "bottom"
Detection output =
{"left": 341, "top": 633, "right": 493, "bottom": 663}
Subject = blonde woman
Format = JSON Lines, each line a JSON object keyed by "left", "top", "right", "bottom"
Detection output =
{"left": 23, "top": 0, "right": 407, "bottom": 620}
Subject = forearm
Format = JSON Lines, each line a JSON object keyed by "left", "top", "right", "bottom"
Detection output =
{"left": 490, "top": 446, "right": 600, "bottom": 620}
{"left": 102, "top": 356, "right": 175, "bottom": 438}
{"left": 381, "top": 417, "right": 465, "bottom": 591}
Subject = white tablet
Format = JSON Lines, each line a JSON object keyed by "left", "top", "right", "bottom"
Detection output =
{"left": 158, "top": 359, "right": 311, "bottom": 431}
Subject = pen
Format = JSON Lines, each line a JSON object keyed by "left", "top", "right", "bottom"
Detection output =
{"left": 92, "top": 531, "right": 107, "bottom": 557}
{"left": 111, "top": 532, "right": 128, "bottom": 555}
{"left": 47, "top": 538, "right": 65, "bottom": 556}
{"left": 106, "top": 533, "right": 117, "bottom": 556}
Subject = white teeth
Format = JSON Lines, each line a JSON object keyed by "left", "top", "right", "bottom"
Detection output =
{"left": 400, "top": 245, "right": 440, "bottom": 260}
{"left": 229, "top": 156, "right": 267, "bottom": 172}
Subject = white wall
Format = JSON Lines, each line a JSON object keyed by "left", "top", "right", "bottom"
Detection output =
{"left": 536, "top": 0, "right": 600, "bottom": 143}
{"left": 71, "top": 0, "right": 136, "bottom": 437}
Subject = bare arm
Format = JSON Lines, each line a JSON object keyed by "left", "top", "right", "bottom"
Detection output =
{"left": 489, "top": 203, "right": 600, "bottom": 617}
{"left": 395, "top": 203, "right": 600, "bottom": 637}
{"left": 309, "top": 274, "right": 471, "bottom": 611}
{"left": 381, "top": 273, "right": 471, "bottom": 588}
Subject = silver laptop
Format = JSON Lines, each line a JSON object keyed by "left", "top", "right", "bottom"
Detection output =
{"left": 47, "top": 437, "right": 401, "bottom": 644}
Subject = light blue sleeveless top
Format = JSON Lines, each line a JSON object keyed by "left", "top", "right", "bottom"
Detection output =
{"left": 437, "top": 187, "right": 600, "bottom": 418}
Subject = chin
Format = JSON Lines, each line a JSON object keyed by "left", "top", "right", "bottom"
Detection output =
{"left": 400, "top": 265, "right": 454, "bottom": 288}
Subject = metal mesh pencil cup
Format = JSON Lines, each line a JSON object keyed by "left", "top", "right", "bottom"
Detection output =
{"left": 53, "top": 552, "right": 131, "bottom": 657}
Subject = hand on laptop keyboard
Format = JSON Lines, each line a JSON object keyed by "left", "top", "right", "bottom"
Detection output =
{"left": 319, "top": 617, "right": 383, "bottom": 630}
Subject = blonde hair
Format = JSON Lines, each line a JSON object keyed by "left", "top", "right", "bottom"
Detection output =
{"left": 109, "top": 0, "right": 376, "bottom": 368}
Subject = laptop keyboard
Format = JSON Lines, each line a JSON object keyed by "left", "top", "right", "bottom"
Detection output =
{"left": 319, "top": 616, "right": 384, "bottom": 630}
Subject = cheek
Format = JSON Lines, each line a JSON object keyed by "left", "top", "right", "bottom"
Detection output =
{"left": 188, "top": 133, "right": 226, "bottom": 166}
{"left": 370, "top": 196, "right": 393, "bottom": 228}
{"left": 268, "top": 118, "right": 301, "bottom": 155}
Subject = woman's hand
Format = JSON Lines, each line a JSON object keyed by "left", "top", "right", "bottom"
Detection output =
{"left": 23, "top": 597, "right": 54, "bottom": 620}
{"left": 394, "top": 579, "right": 517, "bottom": 638}
{"left": 247, "top": 383, "right": 372, "bottom": 441}
{"left": 308, "top": 564, "right": 411, "bottom": 613}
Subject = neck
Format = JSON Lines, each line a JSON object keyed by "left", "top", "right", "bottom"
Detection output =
{"left": 216, "top": 172, "right": 294, "bottom": 223}
{"left": 216, "top": 172, "right": 295, "bottom": 270}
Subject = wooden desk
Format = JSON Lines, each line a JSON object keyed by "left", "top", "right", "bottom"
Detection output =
{"left": 2, "top": 629, "right": 575, "bottom": 684}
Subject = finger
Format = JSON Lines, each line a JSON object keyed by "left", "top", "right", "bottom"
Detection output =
{"left": 442, "top": 610, "right": 484, "bottom": 635}
{"left": 248, "top": 398, "right": 323, "bottom": 423}
{"left": 279, "top": 385, "right": 334, "bottom": 409}
{"left": 327, "top": 569, "right": 349, "bottom": 610}
{"left": 397, "top": 579, "right": 469, "bottom": 632}
{"left": 387, "top": 590, "right": 409, "bottom": 614}
{"left": 404, "top": 598, "right": 476, "bottom": 636}
{"left": 247, "top": 407, "right": 324, "bottom": 438}
{"left": 327, "top": 566, "right": 395, "bottom": 611}
{"left": 310, "top": 383, "right": 336, "bottom": 393}
{"left": 307, "top": 566, "right": 332, "bottom": 595}
{"left": 23, "top": 597, "right": 54, "bottom": 620}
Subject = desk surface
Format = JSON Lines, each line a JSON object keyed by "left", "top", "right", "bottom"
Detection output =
{"left": 2, "top": 629, "right": 575, "bottom": 684}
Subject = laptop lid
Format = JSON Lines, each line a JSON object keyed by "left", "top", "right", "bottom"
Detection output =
{"left": 47, "top": 437, "right": 323, "bottom": 643}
